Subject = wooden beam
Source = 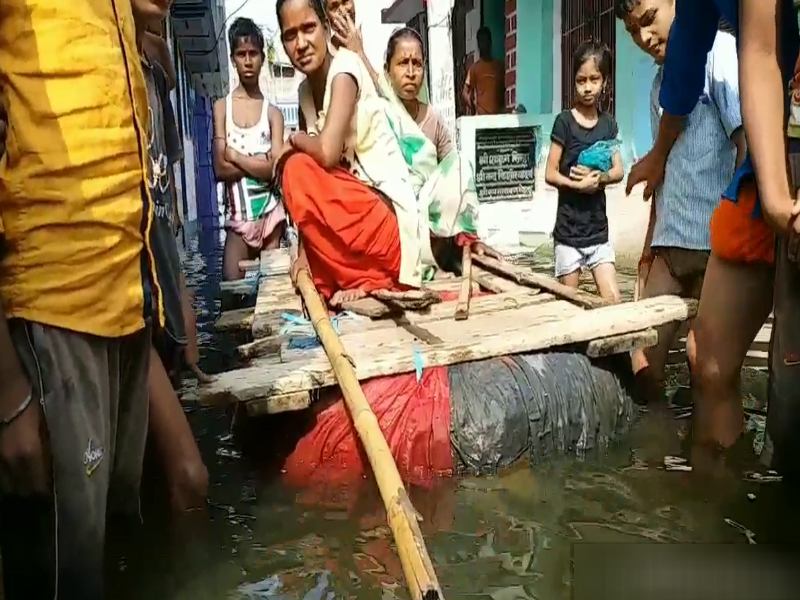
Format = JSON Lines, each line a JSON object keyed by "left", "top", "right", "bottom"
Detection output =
{"left": 472, "top": 254, "right": 610, "bottom": 309}
{"left": 199, "top": 295, "right": 696, "bottom": 404}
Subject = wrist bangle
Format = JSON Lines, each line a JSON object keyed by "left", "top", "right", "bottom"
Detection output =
{"left": 1, "top": 389, "right": 34, "bottom": 427}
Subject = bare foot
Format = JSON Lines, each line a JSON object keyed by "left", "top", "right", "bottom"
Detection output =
{"left": 330, "top": 288, "right": 368, "bottom": 307}
{"left": 433, "top": 270, "right": 457, "bottom": 280}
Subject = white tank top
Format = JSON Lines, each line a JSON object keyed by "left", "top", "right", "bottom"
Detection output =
{"left": 225, "top": 91, "right": 278, "bottom": 222}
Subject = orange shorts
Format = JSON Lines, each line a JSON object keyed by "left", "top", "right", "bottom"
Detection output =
{"left": 709, "top": 180, "right": 775, "bottom": 265}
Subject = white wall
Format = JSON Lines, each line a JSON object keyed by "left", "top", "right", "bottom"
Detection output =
{"left": 355, "top": 0, "right": 402, "bottom": 69}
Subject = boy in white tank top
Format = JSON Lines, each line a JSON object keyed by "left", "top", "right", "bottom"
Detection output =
{"left": 212, "top": 17, "right": 286, "bottom": 280}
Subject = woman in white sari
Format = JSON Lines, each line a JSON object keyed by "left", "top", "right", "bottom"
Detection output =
{"left": 328, "top": 11, "right": 502, "bottom": 272}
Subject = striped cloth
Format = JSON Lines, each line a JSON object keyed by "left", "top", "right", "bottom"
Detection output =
{"left": 650, "top": 31, "right": 742, "bottom": 251}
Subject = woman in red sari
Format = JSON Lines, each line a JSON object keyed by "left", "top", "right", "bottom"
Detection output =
{"left": 276, "top": 0, "right": 425, "bottom": 307}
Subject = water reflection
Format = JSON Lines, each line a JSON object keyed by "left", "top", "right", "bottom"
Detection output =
{"left": 107, "top": 227, "right": 799, "bottom": 600}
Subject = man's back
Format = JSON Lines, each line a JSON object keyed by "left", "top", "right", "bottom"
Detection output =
{"left": 468, "top": 59, "right": 504, "bottom": 115}
{"left": 0, "top": 0, "right": 158, "bottom": 337}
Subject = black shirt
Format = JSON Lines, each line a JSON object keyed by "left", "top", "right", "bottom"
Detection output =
{"left": 550, "top": 109, "right": 618, "bottom": 247}
{"left": 143, "top": 55, "right": 186, "bottom": 346}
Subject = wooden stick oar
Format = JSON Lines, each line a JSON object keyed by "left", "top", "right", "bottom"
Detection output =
{"left": 471, "top": 254, "right": 611, "bottom": 309}
{"left": 295, "top": 269, "right": 443, "bottom": 600}
{"left": 454, "top": 246, "right": 472, "bottom": 320}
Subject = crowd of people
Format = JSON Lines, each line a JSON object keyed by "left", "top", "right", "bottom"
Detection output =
{"left": 0, "top": 0, "right": 798, "bottom": 597}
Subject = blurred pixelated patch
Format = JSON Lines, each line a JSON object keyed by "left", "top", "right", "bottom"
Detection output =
{"left": 572, "top": 543, "right": 800, "bottom": 600}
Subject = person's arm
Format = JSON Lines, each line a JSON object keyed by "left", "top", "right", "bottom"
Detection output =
{"left": 461, "top": 66, "right": 474, "bottom": 114}
{"left": 601, "top": 150, "right": 624, "bottom": 185}
{"left": 740, "top": 0, "right": 794, "bottom": 231}
{"left": 143, "top": 31, "right": 177, "bottom": 91}
{"left": 0, "top": 315, "right": 30, "bottom": 418}
{"left": 627, "top": 0, "right": 720, "bottom": 196}
{"left": 229, "top": 106, "right": 284, "bottom": 180}
{"left": 431, "top": 108, "right": 454, "bottom": 160}
{"left": 544, "top": 116, "right": 588, "bottom": 190}
{"left": 212, "top": 99, "right": 245, "bottom": 182}
{"left": 291, "top": 73, "right": 357, "bottom": 169}
{"left": 707, "top": 32, "right": 747, "bottom": 169}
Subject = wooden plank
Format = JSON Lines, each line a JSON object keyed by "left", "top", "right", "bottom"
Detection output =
{"left": 259, "top": 248, "right": 291, "bottom": 276}
{"left": 586, "top": 329, "right": 658, "bottom": 358}
{"left": 239, "top": 259, "right": 260, "bottom": 273}
{"left": 220, "top": 278, "right": 259, "bottom": 295}
{"left": 473, "top": 266, "right": 531, "bottom": 294}
{"left": 252, "top": 273, "right": 303, "bottom": 339}
{"left": 215, "top": 308, "right": 255, "bottom": 331}
{"left": 473, "top": 255, "right": 610, "bottom": 309}
{"left": 199, "top": 295, "right": 695, "bottom": 404}
{"left": 245, "top": 392, "right": 312, "bottom": 416}
{"left": 423, "top": 277, "right": 480, "bottom": 294}
{"left": 277, "top": 291, "right": 560, "bottom": 362}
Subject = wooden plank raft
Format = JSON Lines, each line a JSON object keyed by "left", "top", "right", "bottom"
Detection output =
{"left": 208, "top": 248, "right": 697, "bottom": 412}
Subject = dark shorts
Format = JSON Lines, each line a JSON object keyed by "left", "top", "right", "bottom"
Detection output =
{"left": 0, "top": 319, "right": 150, "bottom": 600}
{"left": 762, "top": 235, "right": 800, "bottom": 478}
{"left": 651, "top": 246, "right": 709, "bottom": 297}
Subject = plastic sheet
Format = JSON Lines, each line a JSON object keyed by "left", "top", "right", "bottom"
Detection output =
{"left": 576, "top": 139, "right": 620, "bottom": 172}
{"left": 281, "top": 368, "right": 453, "bottom": 488}
{"left": 448, "top": 353, "right": 633, "bottom": 474}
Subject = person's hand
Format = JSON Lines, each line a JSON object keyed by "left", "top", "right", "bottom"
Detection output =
{"left": 225, "top": 146, "right": 241, "bottom": 163}
{"left": 626, "top": 150, "right": 665, "bottom": 200}
{"left": 575, "top": 171, "right": 601, "bottom": 193}
{"left": 0, "top": 380, "right": 50, "bottom": 496}
{"left": 330, "top": 12, "right": 363, "bottom": 55}
{"left": 569, "top": 165, "right": 592, "bottom": 181}
{"left": 272, "top": 144, "right": 295, "bottom": 179}
{"left": 471, "top": 241, "right": 504, "bottom": 261}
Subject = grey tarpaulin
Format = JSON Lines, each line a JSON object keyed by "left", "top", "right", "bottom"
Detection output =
{"left": 449, "top": 352, "right": 634, "bottom": 475}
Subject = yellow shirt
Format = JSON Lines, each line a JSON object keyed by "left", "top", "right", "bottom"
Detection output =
{"left": 0, "top": 0, "right": 163, "bottom": 337}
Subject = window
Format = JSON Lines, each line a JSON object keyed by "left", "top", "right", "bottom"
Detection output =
{"left": 561, "top": 0, "right": 615, "bottom": 114}
{"left": 271, "top": 64, "right": 296, "bottom": 79}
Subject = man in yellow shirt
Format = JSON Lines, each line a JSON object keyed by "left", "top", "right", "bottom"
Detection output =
{"left": 0, "top": 1, "right": 166, "bottom": 598}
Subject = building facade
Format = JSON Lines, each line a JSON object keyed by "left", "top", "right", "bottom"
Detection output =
{"left": 383, "top": 0, "right": 657, "bottom": 165}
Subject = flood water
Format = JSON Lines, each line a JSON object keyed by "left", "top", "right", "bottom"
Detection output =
{"left": 104, "top": 226, "right": 800, "bottom": 599}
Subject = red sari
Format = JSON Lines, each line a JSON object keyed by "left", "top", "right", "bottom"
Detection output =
{"left": 281, "top": 153, "right": 402, "bottom": 300}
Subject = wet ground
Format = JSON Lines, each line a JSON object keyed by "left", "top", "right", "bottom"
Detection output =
{"left": 102, "top": 227, "right": 798, "bottom": 599}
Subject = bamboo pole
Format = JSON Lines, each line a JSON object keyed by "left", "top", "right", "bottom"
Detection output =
{"left": 454, "top": 246, "right": 472, "bottom": 320}
{"left": 472, "top": 254, "right": 611, "bottom": 309}
{"left": 295, "top": 269, "right": 443, "bottom": 600}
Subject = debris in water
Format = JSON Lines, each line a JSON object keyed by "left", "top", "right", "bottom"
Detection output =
{"left": 724, "top": 518, "right": 756, "bottom": 544}
{"left": 743, "top": 471, "right": 783, "bottom": 483}
{"left": 663, "top": 456, "right": 692, "bottom": 472}
{"left": 747, "top": 493, "right": 756, "bottom": 501}
{"left": 217, "top": 446, "right": 242, "bottom": 459}
{"left": 236, "top": 571, "right": 334, "bottom": 600}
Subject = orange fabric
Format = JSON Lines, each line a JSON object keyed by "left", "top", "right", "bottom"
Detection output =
{"left": 281, "top": 153, "right": 402, "bottom": 300}
{"left": 468, "top": 59, "right": 505, "bottom": 115}
{"left": 710, "top": 181, "right": 775, "bottom": 265}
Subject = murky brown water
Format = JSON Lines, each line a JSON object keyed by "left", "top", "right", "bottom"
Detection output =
{"left": 68, "top": 231, "right": 800, "bottom": 598}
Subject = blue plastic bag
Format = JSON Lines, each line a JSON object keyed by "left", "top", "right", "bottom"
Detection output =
{"left": 577, "top": 139, "right": 620, "bottom": 172}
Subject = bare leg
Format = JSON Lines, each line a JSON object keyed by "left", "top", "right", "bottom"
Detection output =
{"left": 179, "top": 276, "right": 211, "bottom": 383}
{"left": 148, "top": 347, "right": 209, "bottom": 512}
{"left": 222, "top": 229, "right": 250, "bottom": 281}
{"left": 631, "top": 256, "right": 683, "bottom": 389}
{"left": 262, "top": 222, "right": 285, "bottom": 251}
{"left": 689, "top": 255, "right": 773, "bottom": 448}
{"left": 558, "top": 270, "right": 580, "bottom": 288}
{"left": 591, "top": 262, "right": 621, "bottom": 303}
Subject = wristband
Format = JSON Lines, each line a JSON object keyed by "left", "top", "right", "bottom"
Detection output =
{"left": 0, "top": 389, "right": 33, "bottom": 427}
